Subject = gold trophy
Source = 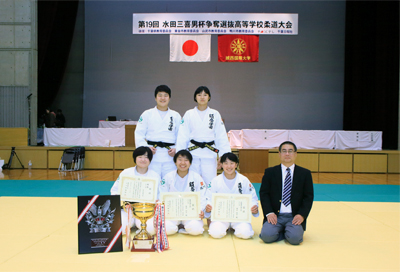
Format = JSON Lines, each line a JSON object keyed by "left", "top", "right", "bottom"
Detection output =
{"left": 124, "top": 202, "right": 156, "bottom": 252}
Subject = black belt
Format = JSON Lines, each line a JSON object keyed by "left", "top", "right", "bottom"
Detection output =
{"left": 188, "top": 140, "right": 219, "bottom": 153}
{"left": 147, "top": 140, "right": 174, "bottom": 150}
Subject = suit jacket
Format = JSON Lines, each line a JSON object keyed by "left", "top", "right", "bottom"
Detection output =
{"left": 259, "top": 164, "right": 314, "bottom": 230}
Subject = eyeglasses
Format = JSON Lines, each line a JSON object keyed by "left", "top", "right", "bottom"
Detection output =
{"left": 280, "top": 149, "right": 295, "bottom": 154}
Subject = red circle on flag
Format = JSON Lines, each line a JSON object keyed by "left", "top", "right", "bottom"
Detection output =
{"left": 182, "top": 40, "right": 198, "bottom": 56}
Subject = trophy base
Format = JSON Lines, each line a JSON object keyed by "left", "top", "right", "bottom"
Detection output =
{"left": 131, "top": 238, "right": 155, "bottom": 252}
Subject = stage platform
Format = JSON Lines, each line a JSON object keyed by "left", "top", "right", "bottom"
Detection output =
{"left": 0, "top": 146, "right": 400, "bottom": 174}
{"left": 0, "top": 146, "right": 399, "bottom": 174}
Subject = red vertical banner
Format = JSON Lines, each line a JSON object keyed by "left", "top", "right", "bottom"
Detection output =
{"left": 218, "top": 35, "right": 259, "bottom": 62}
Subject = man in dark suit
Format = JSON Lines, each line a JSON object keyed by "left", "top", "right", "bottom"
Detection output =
{"left": 259, "top": 141, "right": 314, "bottom": 245}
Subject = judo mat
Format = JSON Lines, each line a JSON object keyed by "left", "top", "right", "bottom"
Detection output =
{"left": 0, "top": 180, "right": 399, "bottom": 272}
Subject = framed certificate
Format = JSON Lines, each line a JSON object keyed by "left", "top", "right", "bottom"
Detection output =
{"left": 77, "top": 195, "right": 123, "bottom": 254}
{"left": 211, "top": 193, "right": 252, "bottom": 223}
{"left": 118, "top": 176, "right": 158, "bottom": 203}
{"left": 160, "top": 192, "right": 201, "bottom": 221}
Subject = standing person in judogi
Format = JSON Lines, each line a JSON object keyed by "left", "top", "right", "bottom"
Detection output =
{"left": 135, "top": 85, "right": 181, "bottom": 179}
{"left": 159, "top": 150, "right": 209, "bottom": 235}
{"left": 110, "top": 146, "right": 161, "bottom": 235}
{"left": 176, "top": 86, "right": 231, "bottom": 188}
{"left": 206, "top": 152, "right": 259, "bottom": 239}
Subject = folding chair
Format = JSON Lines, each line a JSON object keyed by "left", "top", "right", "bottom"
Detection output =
{"left": 58, "top": 147, "right": 85, "bottom": 172}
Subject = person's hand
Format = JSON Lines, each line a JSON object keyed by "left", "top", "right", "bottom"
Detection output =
{"left": 205, "top": 204, "right": 212, "bottom": 213}
{"left": 150, "top": 147, "right": 157, "bottom": 154}
{"left": 267, "top": 213, "right": 277, "bottom": 225}
{"left": 292, "top": 214, "right": 304, "bottom": 225}
{"left": 168, "top": 148, "right": 176, "bottom": 157}
{"left": 251, "top": 205, "right": 258, "bottom": 214}
{"left": 199, "top": 210, "right": 205, "bottom": 219}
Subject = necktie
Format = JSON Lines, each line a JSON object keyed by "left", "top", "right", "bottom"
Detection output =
{"left": 283, "top": 168, "right": 292, "bottom": 207}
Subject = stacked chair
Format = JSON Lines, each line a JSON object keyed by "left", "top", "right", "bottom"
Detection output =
{"left": 58, "top": 147, "right": 85, "bottom": 171}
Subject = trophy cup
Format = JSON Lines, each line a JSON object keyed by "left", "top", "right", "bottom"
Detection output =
{"left": 124, "top": 202, "right": 156, "bottom": 252}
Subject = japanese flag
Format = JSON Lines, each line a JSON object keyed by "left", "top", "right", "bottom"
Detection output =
{"left": 170, "top": 35, "right": 211, "bottom": 62}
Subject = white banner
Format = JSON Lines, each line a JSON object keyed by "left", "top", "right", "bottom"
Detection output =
{"left": 133, "top": 13, "right": 298, "bottom": 35}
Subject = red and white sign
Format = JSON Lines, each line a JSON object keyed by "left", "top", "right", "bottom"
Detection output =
{"left": 218, "top": 35, "right": 259, "bottom": 62}
{"left": 170, "top": 35, "right": 211, "bottom": 62}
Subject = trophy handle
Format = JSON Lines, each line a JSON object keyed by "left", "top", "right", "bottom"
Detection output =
{"left": 122, "top": 201, "right": 132, "bottom": 213}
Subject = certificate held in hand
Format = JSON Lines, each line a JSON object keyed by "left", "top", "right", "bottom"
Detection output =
{"left": 211, "top": 193, "right": 252, "bottom": 223}
{"left": 118, "top": 176, "right": 158, "bottom": 203}
{"left": 160, "top": 192, "right": 201, "bottom": 221}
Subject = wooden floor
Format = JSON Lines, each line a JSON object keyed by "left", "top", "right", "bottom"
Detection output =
{"left": 0, "top": 169, "right": 399, "bottom": 185}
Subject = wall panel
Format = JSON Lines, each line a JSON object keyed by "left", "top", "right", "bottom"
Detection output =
{"left": 82, "top": 1, "right": 346, "bottom": 133}
{"left": 353, "top": 154, "right": 387, "bottom": 173}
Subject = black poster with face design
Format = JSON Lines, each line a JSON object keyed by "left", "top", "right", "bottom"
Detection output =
{"left": 78, "top": 195, "right": 123, "bottom": 254}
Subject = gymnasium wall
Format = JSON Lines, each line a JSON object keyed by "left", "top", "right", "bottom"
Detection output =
{"left": 82, "top": 1, "right": 345, "bottom": 131}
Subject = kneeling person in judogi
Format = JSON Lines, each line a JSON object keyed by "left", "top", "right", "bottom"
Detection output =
{"left": 110, "top": 146, "right": 161, "bottom": 235}
{"left": 207, "top": 152, "right": 259, "bottom": 239}
{"left": 159, "top": 149, "right": 209, "bottom": 235}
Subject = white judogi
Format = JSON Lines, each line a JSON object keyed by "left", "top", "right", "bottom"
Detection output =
{"left": 208, "top": 171, "right": 259, "bottom": 239}
{"left": 110, "top": 167, "right": 161, "bottom": 234}
{"left": 135, "top": 107, "right": 181, "bottom": 178}
{"left": 176, "top": 107, "right": 231, "bottom": 186}
{"left": 159, "top": 169, "right": 210, "bottom": 235}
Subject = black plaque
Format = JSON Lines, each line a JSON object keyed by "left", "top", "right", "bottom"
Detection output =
{"left": 78, "top": 195, "right": 123, "bottom": 254}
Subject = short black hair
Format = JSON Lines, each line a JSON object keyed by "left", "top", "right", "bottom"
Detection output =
{"left": 278, "top": 141, "right": 297, "bottom": 152}
{"left": 194, "top": 86, "right": 211, "bottom": 102}
{"left": 220, "top": 152, "right": 239, "bottom": 164}
{"left": 173, "top": 149, "right": 193, "bottom": 164}
{"left": 133, "top": 146, "right": 153, "bottom": 163}
{"left": 154, "top": 85, "right": 171, "bottom": 98}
